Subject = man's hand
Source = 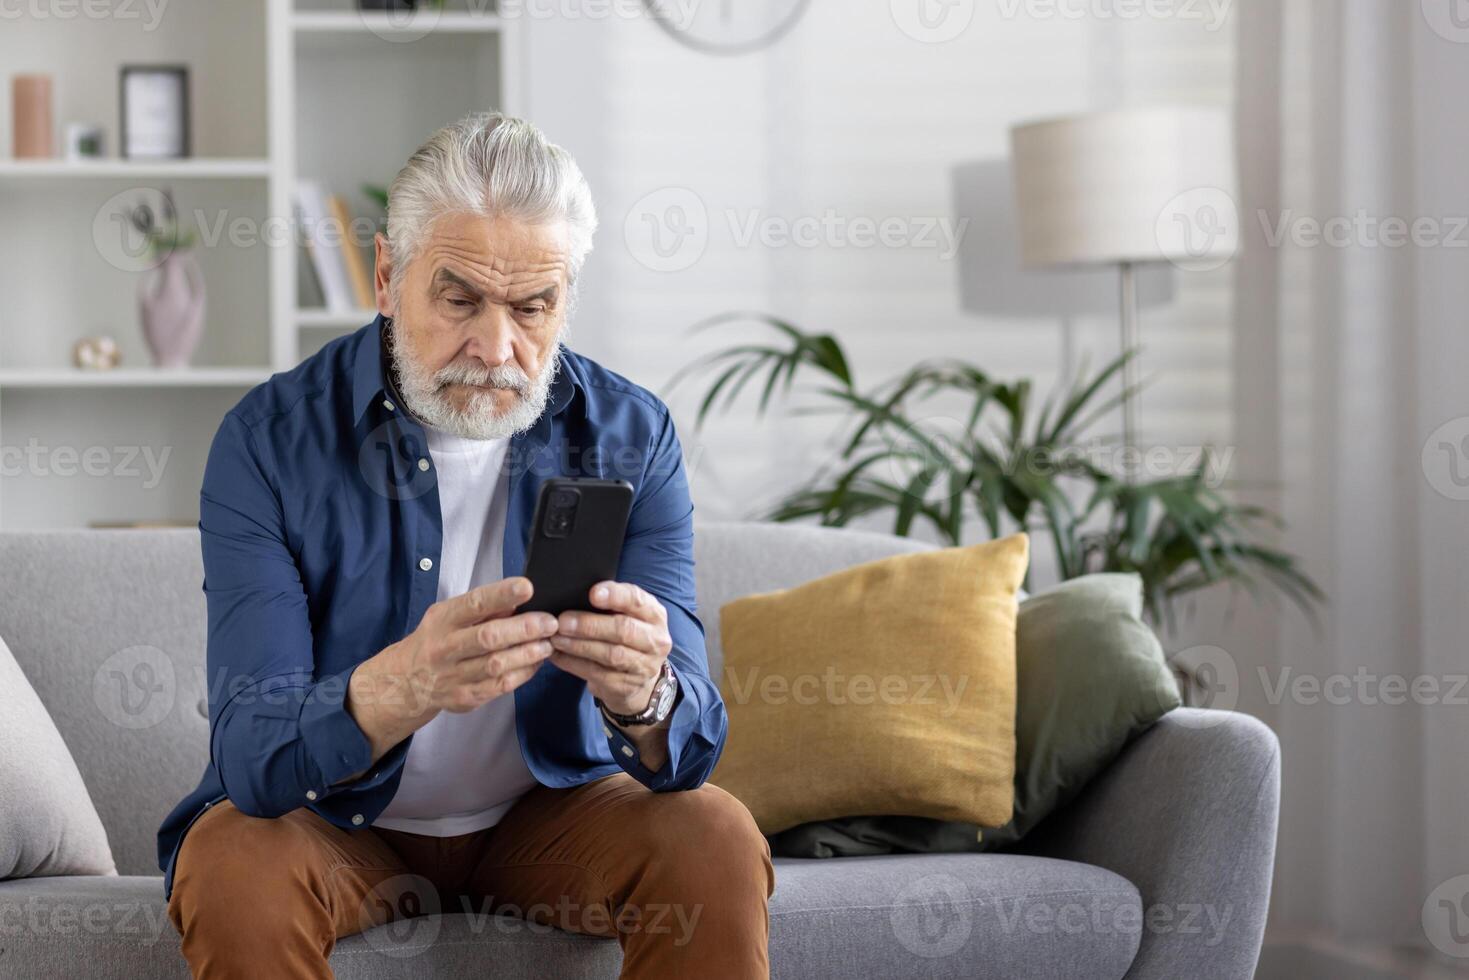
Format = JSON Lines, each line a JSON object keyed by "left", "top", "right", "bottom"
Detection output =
{"left": 346, "top": 577, "right": 558, "bottom": 765}
{"left": 549, "top": 581, "right": 675, "bottom": 771}
{"left": 549, "top": 581, "right": 672, "bottom": 715}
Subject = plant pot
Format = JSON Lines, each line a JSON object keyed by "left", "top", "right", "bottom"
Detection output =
{"left": 139, "top": 251, "right": 206, "bottom": 368}
{"left": 358, "top": 0, "right": 416, "bottom": 10}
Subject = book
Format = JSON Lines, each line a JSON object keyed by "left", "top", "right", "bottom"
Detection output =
{"left": 294, "top": 180, "right": 354, "bottom": 313}
{"left": 329, "top": 194, "right": 377, "bottom": 309}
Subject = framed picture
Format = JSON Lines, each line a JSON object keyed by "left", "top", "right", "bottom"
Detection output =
{"left": 120, "top": 66, "right": 190, "bottom": 159}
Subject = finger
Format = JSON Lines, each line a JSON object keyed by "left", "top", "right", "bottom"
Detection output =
{"left": 478, "top": 638, "right": 555, "bottom": 681}
{"left": 451, "top": 662, "right": 544, "bottom": 712}
{"left": 478, "top": 612, "right": 560, "bottom": 654}
{"left": 588, "top": 581, "right": 666, "bottom": 625}
{"left": 548, "top": 634, "right": 657, "bottom": 674}
{"left": 444, "top": 611, "right": 558, "bottom": 661}
{"left": 438, "top": 577, "right": 533, "bottom": 627}
{"left": 557, "top": 609, "right": 657, "bottom": 651}
{"left": 549, "top": 652, "right": 655, "bottom": 706}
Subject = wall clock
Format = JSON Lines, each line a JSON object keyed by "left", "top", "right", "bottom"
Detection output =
{"left": 642, "top": 0, "right": 812, "bottom": 55}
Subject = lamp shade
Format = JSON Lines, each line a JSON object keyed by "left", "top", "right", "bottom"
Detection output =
{"left": 1009, "top": 108, "right": 1238, "bottom": 268}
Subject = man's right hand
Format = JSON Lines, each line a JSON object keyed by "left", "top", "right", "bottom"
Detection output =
{"left": 345, "top": 576, "right": 557, "bottom": 766}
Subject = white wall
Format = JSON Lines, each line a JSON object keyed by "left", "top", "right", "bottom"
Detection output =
{"left": 523, "top": 1, "right": 1238, "bottom": 591}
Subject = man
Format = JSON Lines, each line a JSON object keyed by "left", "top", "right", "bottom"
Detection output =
{"left": 158, "top": 112, "right": 773, "bottom": 979}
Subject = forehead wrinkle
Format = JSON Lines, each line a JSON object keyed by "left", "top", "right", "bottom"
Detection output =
{"left": 420, "top": 239, "right": 568, "bottom": 302}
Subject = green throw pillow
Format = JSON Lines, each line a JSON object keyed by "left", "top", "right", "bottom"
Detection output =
{"left": 767, "top": 572, "right": 1180, "bottom": 858}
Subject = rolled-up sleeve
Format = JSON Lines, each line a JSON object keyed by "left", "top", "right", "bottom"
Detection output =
{"left": 610, "top": 406, "right": 727, "bottom": 792}
{"left": 201, "top": 412, "right": 404, "bottom": 818}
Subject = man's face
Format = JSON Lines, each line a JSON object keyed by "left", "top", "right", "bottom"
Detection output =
{"left": 375, "top": 212, "right": 572, "bottom": 439}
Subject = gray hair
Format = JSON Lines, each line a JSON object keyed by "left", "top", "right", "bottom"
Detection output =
{"left": 384, "top": 112, "right": 597, "bottom": 304}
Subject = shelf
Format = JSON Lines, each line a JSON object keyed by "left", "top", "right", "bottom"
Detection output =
{"left": 297, "top": 309, "right": 377, "bottom": 329}
{"left": 0, "top": 368, "right": 272, "bottom": 388}
{"left": 293, "top": 11, "right": 502, "bottom": 34}
{"left": 0, "top": 159, "right": 271, "bottom": 181}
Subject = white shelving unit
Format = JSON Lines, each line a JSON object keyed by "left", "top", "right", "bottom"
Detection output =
{"left": 0, "top": 0, "right": 520, "bottom": 528}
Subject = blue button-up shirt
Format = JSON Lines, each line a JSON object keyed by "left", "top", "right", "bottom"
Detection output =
{"left": 157, "top": 318, "right": 726, "bottom": 897}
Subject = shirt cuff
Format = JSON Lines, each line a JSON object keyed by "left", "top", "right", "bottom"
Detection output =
{"left": 298, "top": 662, "right": 400, "bottom": 794}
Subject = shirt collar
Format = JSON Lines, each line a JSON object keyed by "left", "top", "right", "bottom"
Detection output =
{"left": 352, "top": 314, "right": 584, "bottom": 425}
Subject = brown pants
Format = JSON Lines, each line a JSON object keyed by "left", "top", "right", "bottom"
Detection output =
{"left": 167, "top": 774, "right": 775, "bottom": 979}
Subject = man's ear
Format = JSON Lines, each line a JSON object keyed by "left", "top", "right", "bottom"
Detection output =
{"left": 373, "top": 232, "right": 395, "bottom": 317}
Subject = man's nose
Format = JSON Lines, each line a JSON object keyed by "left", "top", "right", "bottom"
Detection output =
{"left": 461, "top": 306, "right": 517, "bottom": 366}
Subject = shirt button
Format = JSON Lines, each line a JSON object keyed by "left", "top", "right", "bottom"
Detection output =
{"left": 602, "top": 726, "right": 613, "bottom": 738}
{"left": 417, "top": 458, "right": 431, "bottom": 471}
{"left": 382, "top": 399, "right": 395, "bottom": 412}
{"left": 419, "top": 557, "right": 433, "bottom": 572}
{"left": 305, "top": 790, "right": 318, "bottom": 801}
{"left": 352, "top": 814, "right": 365, "bottom": 826}
{"left": 620, "top": 745, "right": 635, "bottom": 758}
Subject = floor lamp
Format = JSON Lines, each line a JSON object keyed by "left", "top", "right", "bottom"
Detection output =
{"left": 1008, "top": 108, "right": 1238, "bottom": 465}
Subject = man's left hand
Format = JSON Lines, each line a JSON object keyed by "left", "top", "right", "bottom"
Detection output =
{"left": 549, "top": 581, "right": 672, "bottom": 717}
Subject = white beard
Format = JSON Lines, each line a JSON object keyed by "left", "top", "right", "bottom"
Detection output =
{"left": 387, "top": 320, "right": 561, "bottom": 440}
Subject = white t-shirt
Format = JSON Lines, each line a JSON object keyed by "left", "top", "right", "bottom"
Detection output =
{"left": 372, "top": 425, "right": 540, "bottom": 836}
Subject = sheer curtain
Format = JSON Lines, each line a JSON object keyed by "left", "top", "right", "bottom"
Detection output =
{"left": 1232, "top": 0, "right": 1469, "bottom": 969}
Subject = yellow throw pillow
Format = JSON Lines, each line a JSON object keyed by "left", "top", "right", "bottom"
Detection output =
{"left": 711, "top": 534, "right": 1029, "bottom": 835}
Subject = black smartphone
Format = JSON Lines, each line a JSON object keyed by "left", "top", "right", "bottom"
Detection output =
{"left": 520, "top": 478, "right": 635, "bottom": 615}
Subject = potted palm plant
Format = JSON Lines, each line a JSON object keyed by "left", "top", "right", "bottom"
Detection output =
{"left": 672, "top": 312, "right": 1322, "bottom": 633}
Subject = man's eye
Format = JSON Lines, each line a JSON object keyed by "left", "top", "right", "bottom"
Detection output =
{"left": 446, "top": 297, "right": 475, "bottom": 309}
{"left": 517, "top": 305, "right": 546, "bottom": 317}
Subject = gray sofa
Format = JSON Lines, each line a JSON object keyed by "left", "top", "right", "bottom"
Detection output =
{"left": 0, "top": 522, "right": 1279, "bottom": 979}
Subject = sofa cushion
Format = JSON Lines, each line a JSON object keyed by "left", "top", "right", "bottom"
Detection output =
{"left": 0, "top": 855, "right": 1140, "bottom": 980}
{"left": 0, "top": 633, "right": 116, "bottom": 880}
{"left": 712, "top": 535, "right": 1030, "bottom": 834}
{"left": 770, "top": 853, "right": 1141, "bottom": 980}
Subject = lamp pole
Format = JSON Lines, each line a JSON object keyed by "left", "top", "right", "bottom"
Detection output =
{"left": 1118, "top": 260, "right": 1139, "bottom": 479}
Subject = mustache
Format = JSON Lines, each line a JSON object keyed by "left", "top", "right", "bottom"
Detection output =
{"left": 433, "top": 359, "right": 532, "bottom": 394}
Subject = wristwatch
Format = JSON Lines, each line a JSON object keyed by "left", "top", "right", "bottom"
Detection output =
{"left": 598, "top": 661, "right": 678, "bottom": 727}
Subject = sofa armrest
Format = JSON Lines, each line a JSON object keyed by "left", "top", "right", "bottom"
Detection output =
{"left": 1018, "top": 708, "right": 1280, "bottom": 980}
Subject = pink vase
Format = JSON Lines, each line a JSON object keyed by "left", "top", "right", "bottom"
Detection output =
{"left": 139, "top": 251, "right": 206, "bottom": 368}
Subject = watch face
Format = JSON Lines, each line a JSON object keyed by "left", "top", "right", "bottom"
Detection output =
{"left": 643, "top": 0, "right": 811, "bottom": 55}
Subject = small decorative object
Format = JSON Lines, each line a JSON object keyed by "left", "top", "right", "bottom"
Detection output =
{"left": 64, "top": 123, "right": 105, "bottom": 160}
{"left": 11, "top": 74, "right": 55, "bottom": 158}
{"left": 357, "top": 0, "right": 416, "bottom": 9}
{"left": 120, "top": 65, "right": 189, "bottom": 159}
{"left": 121, "top": 188, "right": 205, "bottom": 367}
{"left": 72, "top": 337, "right": 122, "bottom": 371}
